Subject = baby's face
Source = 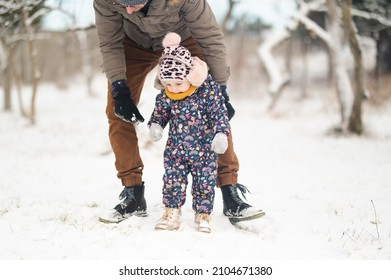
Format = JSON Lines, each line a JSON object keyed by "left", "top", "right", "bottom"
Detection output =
{"left": 164, "top": 80, "right": 191, "bottom": 94}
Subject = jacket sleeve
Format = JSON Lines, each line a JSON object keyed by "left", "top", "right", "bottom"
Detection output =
{"left": 94, "top": 0, "right": 126, "bottom": 83}
{"left": 206, "top": 82, "right": 230, "bottom": 137}
{"left": 181, "top": 0, "right": 230, "bottom": 85}
{"left": 148, "top": 91, "right": 171, "bottom": 129}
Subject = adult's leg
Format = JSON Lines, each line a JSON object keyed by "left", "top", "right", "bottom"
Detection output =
{"left": 99, "top": 38, "right": 162, "bottom": 223}
{"left": 106, "top": 37, "right": 161, "bottom": 187}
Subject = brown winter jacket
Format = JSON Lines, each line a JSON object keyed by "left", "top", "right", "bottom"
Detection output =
{"left": 94, "top": 0, "right": 229, "bottom": 84}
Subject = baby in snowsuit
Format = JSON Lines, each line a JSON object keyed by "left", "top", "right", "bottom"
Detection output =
{"left": 148, "top": 32, "right": 230, "bottom": 233}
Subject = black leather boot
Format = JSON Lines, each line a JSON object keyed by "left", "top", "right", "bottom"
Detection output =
{"left": 221, "top": 184, "right": 265, "bottom": 223}
{"left": 99, "top": 183, "right": 147, "bottom": 223}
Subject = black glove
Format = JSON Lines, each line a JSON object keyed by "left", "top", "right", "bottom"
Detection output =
{"left": 111, "top": 80, "right": 144, "bottom": 124}
{"left": 221, "top": 85, "right": 235, "bottom": 121}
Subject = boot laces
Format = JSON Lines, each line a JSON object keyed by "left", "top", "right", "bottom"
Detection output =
{"left": 160, "top": 208, "right": 180, "bottom": 222}
{"left": 161, "top": 208, "right": 173, "bottom": 220}
{"left": 230, "top": 184, "right": 251, "bottom": 205}
{"left": 118, "top": 188, "right": 135, "bottom": 209}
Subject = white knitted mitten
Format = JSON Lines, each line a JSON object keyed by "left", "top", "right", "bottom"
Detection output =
{"left": 149, "top": 123, "right": 163, "bottom": 142}
{"left": 211, "top": 132, "right": 228, "bottom": 154}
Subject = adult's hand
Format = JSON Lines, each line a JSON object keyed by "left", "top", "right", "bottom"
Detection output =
{"left": 111, "top": 79, "right": 144, "bottom": 124}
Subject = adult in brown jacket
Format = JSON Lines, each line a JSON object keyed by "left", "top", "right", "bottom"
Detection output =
{"left": 94, "top": 0, "right": 264, "bottom": 224}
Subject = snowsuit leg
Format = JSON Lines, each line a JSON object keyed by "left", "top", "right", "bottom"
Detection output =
{"left": 162, "top": 146, "right": 189, "bottom": 208}
{"left": 190, "top": 150, "right": 217, "bottom": 214}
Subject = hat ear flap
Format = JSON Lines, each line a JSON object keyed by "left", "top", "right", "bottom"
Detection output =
{"left": 186, "top": 57, "right": 208, "bottom": 87}
{"left": 154, "top": 67, "right": 165, "bottom": 90}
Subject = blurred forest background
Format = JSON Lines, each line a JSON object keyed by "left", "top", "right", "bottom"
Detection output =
{"left": 1, "top": 0, "right": 390, "bottom": 135}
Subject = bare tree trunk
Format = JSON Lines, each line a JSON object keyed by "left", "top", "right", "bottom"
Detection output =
{"left": 2, "top": 61, "right": 12, "bottom": 111}
{"left": 285, "top": 36, "right": 292, "bottom": 79}
{"left": 325, "top": 41, "right": 333, "bottom": 85}
{"left": 326, "top": 0, "right": 353, "bottom": 130}
{"left": 300, "top": 36, "right": 309, "bottom": 99}
{"left": 23, "top": 5, "right": 41, "bottom": 125}
{"left": 9, "top": 45, "right": 28, "bottom": 118}
{"left": 0, "top": 40, "right": 12, "bottom": 111}
{"left": 27, "top": 39, "right": 40, "bottom": 125}
{"left": 2, "top": 67, "right": 12, "bottom": 111}
{"left": 341, "top": 0, "right": 365, "bottom": 134}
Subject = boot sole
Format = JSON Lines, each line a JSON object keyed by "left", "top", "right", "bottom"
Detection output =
{"left": 154, "top": 226, "right": 180, "bottom": 231}
{"left": 196, "top": 227, "right": 211, "bottom": 234}
{"left": 99, "top": 210, "right": 148, "bottom": 224}
{"left": 228, "top": 211, "right": 265, "bottom": 224}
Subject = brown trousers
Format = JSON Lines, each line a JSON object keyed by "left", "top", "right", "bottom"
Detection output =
{"left": 106, "top": 36, "right": 239, "bottom": 187}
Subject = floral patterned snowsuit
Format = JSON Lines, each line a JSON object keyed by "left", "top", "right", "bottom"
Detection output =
{"left": 148, "top": 75, "right": 230, "bottom": 214}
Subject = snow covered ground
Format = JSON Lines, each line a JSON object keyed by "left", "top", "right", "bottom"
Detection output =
{"left": 1, "top": 73, "right": 390, "bottom": 278}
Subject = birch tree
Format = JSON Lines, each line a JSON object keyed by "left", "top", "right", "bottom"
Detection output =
{"left": 258, "top": 0, "right": 388, "bottom": 134}
{"left": 258, "top": 0, "right": 325, "bottom": 110}
{"left": 342, "top": 0, "right": 365, "bottom": 134}
{"left": 325, "top": 0, "right": 354, "bottom": 131}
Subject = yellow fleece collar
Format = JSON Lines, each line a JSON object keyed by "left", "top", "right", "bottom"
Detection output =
{"left": 165, "top": 85, "right": 197, "bottom": 100}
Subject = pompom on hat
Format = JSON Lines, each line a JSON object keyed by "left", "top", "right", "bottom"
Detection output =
{"left": 155, "top": 32, "right": 208, "bottom": 89}
{"left": 116, "top": 0, "right": 148, "bottom": 5}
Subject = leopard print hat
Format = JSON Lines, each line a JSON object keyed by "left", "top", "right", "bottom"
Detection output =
{"left": 159, "top": 32, "right": 193, "bottom": 81}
